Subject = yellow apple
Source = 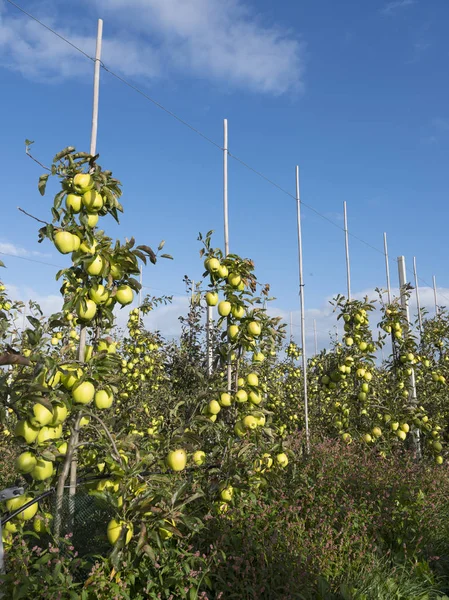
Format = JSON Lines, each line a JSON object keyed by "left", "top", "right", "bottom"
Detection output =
{"left": 243, "top": 415, "right": 257, "bottom": 430}
{"left": 218, "top": 265, "right": 228, "bottom": 278}
{"left": 107, "top": 519, "right": 133, "bottom": 545}
{"left": 65, "top": 193, "right": 82, "bottom": 213}
{"left": 115, "top": 285, "right": 134, "bottom": 305}
{"left": 205, "top": 258, "right": 220, "bottom": 273}
{"left": 166, "top": 449, "right": 187, "bottom": 472}
{"left": 72, "top": 380, "right": 95, "bottom": 404}
{"left": 206, "top": 292, "right": 219, "bottom": 306}
{"left": 76, "top": 298, "right": 97, "bottom": 321}
{"left": 30, "top": 403, "right": 54, "bottom": 427}
{"left": 231, "top": 304, "right": 245, "bottom": 319}
{"left": 219, "top": 392, "right": 232, "bottom": 407}
{"left": 73, "top": 173, "right": 94, "bottom": 193}
{"left": 247, "top": 322, "right": 261, "bottom": 337}
{"left": 228, "top": 325, "right": 239, "bottom": 340}
{"left": 193, "top": 450, "right": 206, "bottom": 466}
{"left": 54, "top": 231, "right": 76, "bottom": 254}
{"left": 31, "top": 458, "right": 54, "bottom": 481}
{"left": 94, "top": 389, "right": 114, "bottom": 409}
{"left": 89, "top": 284, "right": 109, "bottom": 304}
{"left": 15, "top": 451, "right": 37, "bottom": 474}
{"left": 246, "top": 373, "right": 259, "bottom": 387}
{"left": 14, "top": 420, "right": 39, "bottom": 444}
{"left": 218, "top": 301, "right": 231, "bottom": 317}
{"left": 235, "top": 390, "right": 248, "bottom": 403}
{"left": 82, "top": 190, "right": 103, "bottom": 212}
{"left": 208, "top": 400, "right": 221, "bottom": 415}
{"left": 219, "top": 485, "right": 233, "bottom": 502}
{"left": 276, "top": 453, "right": 289, "bottom": 467}
{"left": 84, "top": 255, "right": 104, "bottom": 276}
{"left": 227, "top": 273, "right": 241, "bottom": 287}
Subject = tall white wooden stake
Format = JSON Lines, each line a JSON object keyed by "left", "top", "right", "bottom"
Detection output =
{"left": 433, "top": 275, "right": 439, "bottom": 316}
{"left": 223, "top": 119, "right": 232, "bottom": 391}
{"left": 343, "top": 201, "right": 351, "bottom": 300}
{"left": 78, "top": 18, "right": 103, "bottom": 364}
{"left": 383, "top": 233, "right": 392, "bottom": 304}
{"left": 223, "top": 119, "right": 229, "bottom": 256}
{"left": 398, "top": 256, "right": 421, "bottom": 458}
{"left": 71, "top": 17, "right": 104, "bottom": 517}
{"left": 296, "top": 166, "right": 310, "bottom": 453}
{"left": 413, "top": 257, "right": 423, "bottom": 336}
{"left": 313, "top": 319, "right": 318, "bottom": 355}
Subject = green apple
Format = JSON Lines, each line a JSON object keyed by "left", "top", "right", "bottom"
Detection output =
{"left": 61, "top": 366, "right": 83, "bottom": 389}
{"left": 115, "top": 285, "right": 134, "bottom": 306}
{"left": 110, "top": 262, "right": 122, "bottom": 279}
{"left": 219, "top": 393, "right": 232, "bottom": 407}
{"left": 218, "top": 301, "right": 231, "bottom": 317}
{"left": 94, "top": 389, "right": 114, "bottom": 409}
{"left": 54, "top": 231, "right": 76, "bottom": 254}
{"left": 56, "top": 441, "right": 68, "bottom": 456}
{"left": 65, "top": 193, "right": 82, "bottom": 213}
{"left": 246, "top": 373, "right": 259, "bottom": 387}
{"left": 235, "top": 390, "right": 248, "bottom": 403}
{"left": 276, "top": 453, "right": 289, "bottom": 467}
{"left": 86, "top": 212, "right": 99, "bottom": 228}
{"left": 166, "top": 449, "right": 187, "bottom": 472}
{"left": 205, "top": 257, "right": 220, "bottom": 273}
{"left": 76, "top": 298, "right": 97, "bottom": 321}
{"left": 30, "top": 403, "right": 54, "bottom": 427}
{"left": 249, "top": 391, "right": 262, "bottom": 405}
{"left": 228, "top": 325, "right": 239, "bottom": 340}
{"left": 72, "top": 380, "right": 95, "bottom": 404}
{"left": 15, "top": 452, "right": 37, "bottom": 474}
{"left": 243, "top": 415, "right": 257, "bottom": 430}
{"left": 31, "top": 458, "right": 54, "bottom": 481}
{"left": 73, "top": 173, "right": 94, "bottom": 193}
{"left": 84, "top": 255, "right": 104, "bottom": 276}
{"left": 234, "top": 420, "right": 246, "bottom": 437}
{"left": 253, "top": 352, "right": 265, "bottom": 363}
{"left": 36, "top": 427, "right": 53, "bottom": 445}
{"left": 227, "top": 273, "right": 241, "bottom": 287}
{"left": 7, "top": 495, "right": 38, "bottom": 521}
{"left": 247, "top": 321, "right": 261, "bottom": 337}
{"left": 218, "top": 265, "right": 228, "bottom": 278}
{"left": 107, "top": 519, "right": 133, "bottom": 545}
{"left": 82, "top": 190, "right": 103, "bottom": 212}
{"left": 231, "top": 305, "right": 245, "bottom": 319}
{"left": 208, "top": 400, "right": 221, "bottom": 415}
{"left": 89, "top": 284, "right": 109, "bottom": 304}
{"left": 219, "top": 485, "right": 233, "bottom": 502}
{"left": 205, "top": 292, "right": 218, "bottom": 306}
{"left": 193, "top": 450, "right": 206, "bottom": 466}
{"left": 14, "top": 420, "right": 39, "bottom": 444}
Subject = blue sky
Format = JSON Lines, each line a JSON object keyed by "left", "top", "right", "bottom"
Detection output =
{"left": 0, "top": 0, "right": 448, "bottom": 346}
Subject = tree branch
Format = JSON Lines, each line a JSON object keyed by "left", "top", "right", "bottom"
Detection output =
{"left": 82, "top": 410, "right": 124, "bottom": 465}
{"left": 17, "top": 207, "right": 49, "bottom": 225}
{"left": 25, "top": 148, "right": 51, "bottom": 171}
{"left": 0, "top": 352, "right": 31, "bottom": 367}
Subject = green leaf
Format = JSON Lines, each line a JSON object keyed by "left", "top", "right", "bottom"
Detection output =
{"left": 0, "top": 259, "right": 5, "bottom": 268}
{"left": 53, "top": 146, "right": 75, "bottom": 163}
{"left": 160, "top": 254, "right": 173, "bottom": 260}
{"left": 38, "top": 174, "right": 49, "bottom": 196}
{"left": 158, "top": 240, "right": 165, "bottom": 251}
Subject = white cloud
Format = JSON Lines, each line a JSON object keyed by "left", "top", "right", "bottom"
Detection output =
{"left": 381, "top": 0, "right": 416, "bottom": 16}
{"left": 0, "top": 241, "right": 51, "bottom": 259}
{"left": 0, "top": 0, "right": 304, "bottom": 94}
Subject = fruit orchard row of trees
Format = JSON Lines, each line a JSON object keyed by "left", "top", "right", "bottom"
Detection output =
{"left": 1, "top": 146, "right": 449, "bottom": 598}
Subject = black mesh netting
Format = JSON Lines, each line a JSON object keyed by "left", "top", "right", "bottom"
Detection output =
{"left": 50, "top": 483, "right": 115, "bottom": 559}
